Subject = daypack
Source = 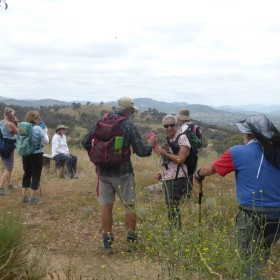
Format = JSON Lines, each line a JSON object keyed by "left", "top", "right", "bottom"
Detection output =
{"left": 86, "top": 113, "right": 130, "bottom": 169}
{"left": 185, "top": 123, "right": 202, "bottom": 148}
{"left": 166, "top": 127, "right": 201, "bottom": 175}
{"left": 0, "top": 122, "right": 16, "bottom": 159}
{"left": 17, "top": 122, "right": 37, "bottom": 156}
{"left": 82, "top": 124, "right": 96, "bottom": 156}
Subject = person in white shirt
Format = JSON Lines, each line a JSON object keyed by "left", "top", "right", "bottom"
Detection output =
{"left": 52, "top": 125, "right": 78, "bottom": 179}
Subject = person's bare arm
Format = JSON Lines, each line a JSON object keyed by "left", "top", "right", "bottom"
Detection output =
{"left": 7, "top": 122, "right": 18, "bottom": 135}
{"left": 153, "top": 145, "right": 190, "bottom": 164}
{"left": 194, "top": 163, "right": 217, "bottom": 182}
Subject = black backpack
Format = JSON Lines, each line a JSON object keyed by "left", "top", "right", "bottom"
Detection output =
{"left": 82, "top": 113, "right": 130, "bottom": 169}
{"left": 167, "top": 127, "right": 201, "bottom": 175}
{"left": 0, "top": 122, "right": 16, "bottom": 159}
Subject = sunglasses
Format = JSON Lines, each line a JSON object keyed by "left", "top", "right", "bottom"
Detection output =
{"left": 163, "top": 123, "right": 176, "bottom": 129}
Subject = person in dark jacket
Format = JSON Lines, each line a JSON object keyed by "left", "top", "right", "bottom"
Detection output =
{"left": 99, "top": 96, "right": 157, "bottom": 254}
{"left": 194, "top": 114, "right": 280, "bottom": 280}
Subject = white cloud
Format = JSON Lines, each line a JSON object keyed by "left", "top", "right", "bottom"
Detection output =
{"left": 1, "top": 0, "right": 280, "bottom": 106}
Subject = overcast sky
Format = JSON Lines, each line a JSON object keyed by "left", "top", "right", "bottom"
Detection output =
{"left": 1, "top": 0, "right": 280, "bottom": 106}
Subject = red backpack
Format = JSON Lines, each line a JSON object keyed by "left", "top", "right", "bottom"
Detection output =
{"left": 89, "top": 113, "right": 130, "bottom": 169}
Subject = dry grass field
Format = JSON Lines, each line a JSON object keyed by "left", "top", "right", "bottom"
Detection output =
{"left": 1, "top": 146, "right": 167, "bottom": 279}
{"left": 1, "top": 144, "right": 280, "bottom": 279}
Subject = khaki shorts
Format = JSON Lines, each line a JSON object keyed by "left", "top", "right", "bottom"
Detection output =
{"left": 98, "top": 173, "right": 136, "bottom": 206}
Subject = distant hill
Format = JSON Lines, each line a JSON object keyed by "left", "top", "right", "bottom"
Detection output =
{"left": 105, "top": 98, "right": 229, "bottom": 114}
{"left": 0, "top": 96, "right": 72, "bottom": 107}
{"left": 1, "top": 96, "right": 280, "bottom": 127}
{"left": 105, "top": 98, "right": 249, "bottom": 127}
{"left": 217, "top": 104, "right": 280, "bottom": 114}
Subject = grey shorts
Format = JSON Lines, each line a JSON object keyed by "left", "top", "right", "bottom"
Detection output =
{"left": 98, "top": 173, "right": 136, "bottom": 206}
{"left": 1, "top": 150, "right": 14, "bottom": 171}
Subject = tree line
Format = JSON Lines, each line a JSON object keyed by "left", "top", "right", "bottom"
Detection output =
{"left": 0, "top": 102, "right": 242, "bottom": 155}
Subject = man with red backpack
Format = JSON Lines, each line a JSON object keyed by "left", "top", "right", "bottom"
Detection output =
{"left": 88, "top": 96, "right": 157, "bottom": 254}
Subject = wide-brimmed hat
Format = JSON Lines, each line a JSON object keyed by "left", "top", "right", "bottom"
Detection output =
{"left": 236, "top": 114, "right": 274, "bottom": 138}
{"left": 117, "top": 96, "right": 139, "bottom": 110}
{"left": 176, "top": 109, "right": 191, "bottom": 121}
{"left": 56, "top": 124, "right": 68, "bottom": 132}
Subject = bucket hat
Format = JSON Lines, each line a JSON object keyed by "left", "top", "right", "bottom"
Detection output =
{"left": 176, "top": 109, "right": 191, "bottom": 121}
{"left": 56, "top": 124, "right": 68, "bottom": 132}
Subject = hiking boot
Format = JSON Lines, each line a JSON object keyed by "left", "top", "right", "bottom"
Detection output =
{"left": 127, "top": 231, "right": 139, "bottom": 252}
{"left": 103, "top": 233, "right": 114, "bottom": 254}
{"left": 29, "top": 197, "right": 43, "bottom": 205}
{"left": 22, "top": 195, "right": 29, "bottom": 203}
{"left": 8, "top": 184, "right": 17, "bottom": 191}
{"left": 0, "top": 188, "right": 5, "bottom": 195}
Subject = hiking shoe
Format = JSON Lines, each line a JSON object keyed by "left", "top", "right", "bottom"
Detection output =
{"left": 103, "top": 233, "right": 114, "bottom": 254}
{"left": 22, "top": 195, "right": 29, "bottom": 203}
{"left": 127, "top": 231, "right": 139, "bottom": 252}
{"left": 29, "top": 197, "right": 43, "bottom": 205}
{"left": 0, "top": 188, "right": 5, "bottom": 195}
{"left": 8, "top": 184, "right": 17, "bottom": 191}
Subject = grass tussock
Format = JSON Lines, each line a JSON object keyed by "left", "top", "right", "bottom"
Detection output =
{"left": 0, "top": 214, "right": 48, "bottom": 280}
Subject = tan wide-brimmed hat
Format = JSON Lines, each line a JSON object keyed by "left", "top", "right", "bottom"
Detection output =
{"left": 176, "top": 109, "right": 192, "bottom": 121}
{"left": 117, "top": 96, "right": 139, "bottom": 110}
{"left": 56, "top": 124, "right": 68, "bottom": 132}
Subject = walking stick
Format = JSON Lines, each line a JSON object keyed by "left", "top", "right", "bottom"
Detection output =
{"left": 198, "top": 181, "right": 203, "bottom": 224}
{"left": 39, "top": 185, "right": 42, "bottom": 198}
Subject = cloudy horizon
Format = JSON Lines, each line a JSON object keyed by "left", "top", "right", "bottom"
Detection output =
{"left": 1, "top": 0, "right": 280, "bottom": 106}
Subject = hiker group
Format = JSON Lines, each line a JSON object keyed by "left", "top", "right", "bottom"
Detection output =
{"left": 0, "top": 108, "right": 78, "bottom": 204}
{"left": 82, "top": 96, "right": 280, "bottom": 280}
{"left": 1, "top": 97, "right": 280, "bottom": 279}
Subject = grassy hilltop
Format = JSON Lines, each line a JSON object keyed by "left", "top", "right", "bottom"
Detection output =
{"left": 1, "top": 144, "right": 280, "bottom": 279}
{"left": 1, "top": 103, "right": 279, "bottom": 279}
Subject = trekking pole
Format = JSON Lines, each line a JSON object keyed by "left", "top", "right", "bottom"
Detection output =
{"left": 198, "top": 181, "right": 203, "bottom": 224}
{"left": 39, "top": 184, "right": 42, "bottom": 198}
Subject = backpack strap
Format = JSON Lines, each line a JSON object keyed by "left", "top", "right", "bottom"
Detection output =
{"left": 103, "top": 113, "right": 126, "bottom": 122}
{"left": 166, "top": 133, "right": 188, "bottom": 180}
{"left": 174, "top": 133, "right": 188, "bottom": 179}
